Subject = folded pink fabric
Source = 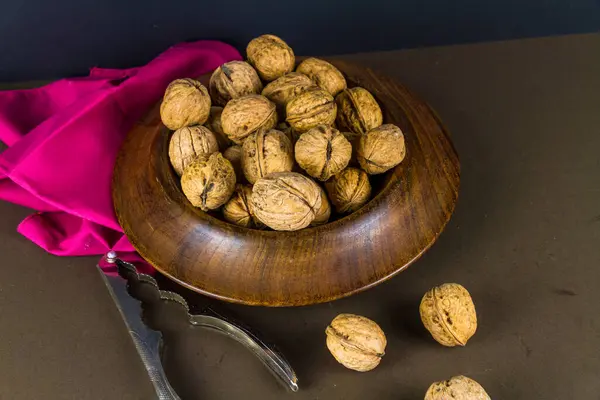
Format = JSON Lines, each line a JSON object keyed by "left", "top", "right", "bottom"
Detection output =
{"left": 0, "top": 41, "right": 242, "bottom": 273}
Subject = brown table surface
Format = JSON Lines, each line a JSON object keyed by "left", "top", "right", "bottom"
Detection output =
{"left": 1, "top": 33, "right": 599, "bottom": 400}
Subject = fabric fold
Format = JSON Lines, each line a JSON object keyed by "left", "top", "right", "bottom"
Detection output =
{"left": 0, "top": 40, "right": 242, "bottom": 271}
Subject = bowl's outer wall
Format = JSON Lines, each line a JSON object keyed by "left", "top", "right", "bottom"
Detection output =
{"left": 113, "top": 60, "right": 460, "bottom": 306}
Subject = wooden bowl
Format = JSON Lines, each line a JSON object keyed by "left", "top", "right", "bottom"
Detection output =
{"left": 113, "top": 60, "right": 460, "bottom": 306}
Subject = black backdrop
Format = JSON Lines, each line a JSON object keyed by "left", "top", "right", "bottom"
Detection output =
{"left": 1, "top": 0, "right": 599, "bottom": 81}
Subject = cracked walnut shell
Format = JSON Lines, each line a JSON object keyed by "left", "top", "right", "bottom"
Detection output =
{"left": 335, "top": 87, "right": 383, "bottom": 134}
{"left": 221, "top": 95, "right": 278, "bottom": 144}
{"left": 325, "top": 314, "right": 386, "bottom": 372}
{"left": 241, "top": 129, "right": 294, "bottom": 184}
{"left": 209, "top": 61, "right": 263, "bottom": 106}
{"left": 358, "top": 124, "right": 406, "bottom": 174}
{"left": 325, "top": 167, "right": 371, "bottom": 213}
{"left": 425, "top": 376, "right": 490, "bottom": 400}
{"left": 295, "top": 125, "right": 351, "bottom": 181}
{"left": 286, "top": 87, "right": 337, "bottom": 133}
{"left": 251, "top": 172, "right": 321, "bottom": 231}
{"left": 180, "top": 153, "right": 236, "bottom": 211}
{"left": 420, "top": 283, "right": 478, "bottom": 347}
{"left": 261, "top": 72, "right": 315, "bottom": 116}
{"left": 168, "top": 126, "right": 219, "bottom": 176}
{"left": 222, "top": 184, "right": 262, "bottom": 228}
{"left": 296, "top": 58, "right": 347, "bottom": 96}
{"left": 247, "top": 34, "right": 295, "bottom": 81}
{"left": 160, "top": 78, "right": 211, "bottom": 130}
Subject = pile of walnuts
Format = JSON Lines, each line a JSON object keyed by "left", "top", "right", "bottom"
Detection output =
{"left": 161, "top": 34, "right": 406, "bottom": 231}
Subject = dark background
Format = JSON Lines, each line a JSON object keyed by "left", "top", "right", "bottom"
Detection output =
{"left": 1, "top": 0, "right": 600, "bottom": 82}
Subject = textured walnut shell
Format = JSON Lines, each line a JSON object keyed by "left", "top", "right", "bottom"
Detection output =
{"left": 246, "top": 34, "right": 295, "bottom": 81}
{"left": 325, "top": 314, "right": 386, "bottom": 372}
{"left": 335, "top": 87, "right": 383, "bottom": 134}
{"left": 209, "top": 61, "right": 263, "bottom": 106}
{"left": 223, "top": 145, "right": 244, "bottom": 182}
{"left": 242, "top": 129, "right": 294, "bottom": 184}
{"left": 420, "top": 283, "right": 478, "bottom": 347}
{"left": 325, "top": 167, "right": 371, "bottom": 213}
{"left": 286, "top": 87, "right": 337, "bottom": 133}
{"left": 425, "top": 376, "right": 490, "bottom": 400}
{"left": 295, "top": 125, "right": 352, "bottom": 181}
{"left": 160, "top": 78, "right": 211, "bottom": 130}
{"left": 262, "top": 72, "right": 315, "bottom": 116}
{"left": 251, "top": 172, "right": 321, "bottom": 231}
{"left": 296, "top": 58, "right": 347, "bottom": 96}
{"left": 357, "top": 124, "right": 406, "bottom": 174}
{"left": 180, "top": 153, "right": 236, "bottom": 211}
{"left": 168, "top": 126, "right": 219, "bottom": 176}
{"left": 222, "top": 184, "right": 263, "bottom": 228}
{"left": 205, "top": 106, "right": 232, "bottom": 150}
{"left": 311, "top": 186, "right": 331, "bottom": 226}
{"left": 221, "top": 95, "right": 278, "bottom": 144}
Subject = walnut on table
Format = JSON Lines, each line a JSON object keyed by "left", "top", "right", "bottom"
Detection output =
{"left": 420, "top": 283, "right": 478, "bottom": 347}
{"left": 325, "top": 313, "right": 387, "bottom": 372}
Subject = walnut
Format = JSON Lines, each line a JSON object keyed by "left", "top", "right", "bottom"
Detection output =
{"left": 221, "top": 95, "right": 278, "bottom": 144}
{"left": 209, "top": 61, "right": 263, "bottom": 106}
{"left": 335, "top": 87, "right": 383, "bottom": 134}
{"left": 262, "top": 72, "right": 315, "bottom": 117}
{"left": 296, "top": 58, "right": 347, "bottom": 96}
{"left": 420, "top": 283, "right": 478, "bottom": 347}
{"left": 325, "top": 314, "right": 386, "bottom": 372}
{"left": 311, "top": 186, "right": 331, "bottom": 226}
{"left": 295, "top": 125, "right": 351, "bottom": 181}
{"left": 242, "top": 129, "right": 294, "bottom": 184}
{"left": 160, "top": 78, "right": 211, "bottom": 130}
{"left": 246, "top": 34, "right": 295, "bottom": 81}
{"left": 357, "top": 124, "right": 406, "bottom": 174}
{"left": 180, "top": 153, "right": 236, "bottom": 211}
{"left": 251, "top": 172, "right": 321, "bottom": 231}
{"left": 325, "top": 167, "right": 371, "bottom": 213}
{"left": 425, "top": 376, "right": 490, "bottom": 400}
{"left": 222, "top": 184, "right": 263, "bottom": 228}
{"left": 223, "top": 145, "right": 244, "bottom": 182}
{"left": 205, "top": 106, "right": 232, "bottom": 149}
{"left": 168, "top": 126, "right": 219, "bottom": 176}
{"left": 286, "top": 87, "right": 337, "bottom": 133}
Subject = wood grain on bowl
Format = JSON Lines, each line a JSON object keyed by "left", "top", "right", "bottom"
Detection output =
{"left": 113, "top": 60, "right": 460, "bottom": 306}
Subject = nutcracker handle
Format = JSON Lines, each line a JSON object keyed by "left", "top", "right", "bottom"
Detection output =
{"left": 105, "top": 251, "right": 299, "bottom": 392}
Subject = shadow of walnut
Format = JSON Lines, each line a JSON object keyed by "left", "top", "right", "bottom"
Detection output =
{"left": 113, "top": 59, "right": 460, "bottom": 306}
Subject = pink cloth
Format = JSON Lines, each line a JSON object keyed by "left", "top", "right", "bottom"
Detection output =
{"left": 0, "top": 41, "right": 242, "bottom": 273}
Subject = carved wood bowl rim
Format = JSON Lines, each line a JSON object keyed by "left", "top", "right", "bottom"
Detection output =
{"left": 113, "top": 59, "right": 460, "bottom": 306}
